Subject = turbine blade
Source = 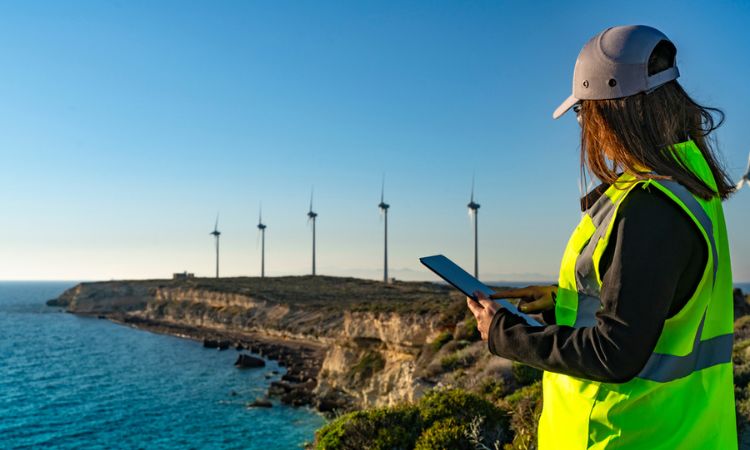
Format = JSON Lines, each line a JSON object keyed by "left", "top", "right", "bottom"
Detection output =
{"left": 470, "top": 173, "right": 475, "bottom": 203}
{"left": 214, "top": 213, "right": 219, "bottom": 232}
{"left": 745, "top": 152, "right": 750, "bottom": 175}
{"left": 309, "top": 187, "right": 314, "bottom": 213}
{"left": 381, "top": 174, "right": 385, "bottom": 204}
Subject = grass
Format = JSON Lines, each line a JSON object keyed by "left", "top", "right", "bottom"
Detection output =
{"left": 64, "top": 275, "right": 465, "bottom": 315}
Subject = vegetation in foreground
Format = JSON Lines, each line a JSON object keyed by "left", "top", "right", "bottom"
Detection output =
{"left": 314, "top": 386, "right": 543, "bottom": 450}
{"left": 313, "top": 289, "right": 750, "bottom": 449}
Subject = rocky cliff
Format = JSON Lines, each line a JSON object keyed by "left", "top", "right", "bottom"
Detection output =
{"left": 51, "top": 276, "right": 475, "bottom": 413}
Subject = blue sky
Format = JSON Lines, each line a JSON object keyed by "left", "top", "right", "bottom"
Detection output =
{"left": 1, "top": 0, "right": 748, "bottom": 281}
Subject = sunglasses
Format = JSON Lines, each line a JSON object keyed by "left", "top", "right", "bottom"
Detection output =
{"left": 573, "top": 103, "right": 582, "bottom": 125}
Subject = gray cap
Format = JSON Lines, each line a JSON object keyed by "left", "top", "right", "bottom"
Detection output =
{"left": 552, "top": 25, "right": 679, "bottom": 119}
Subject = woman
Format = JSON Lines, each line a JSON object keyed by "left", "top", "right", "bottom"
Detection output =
{"left": 466, "top": 25, "right": 738, "bottom": 449}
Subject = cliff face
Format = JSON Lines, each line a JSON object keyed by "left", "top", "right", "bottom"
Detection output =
{"left": 53, "top": 276, "right": 467, "bottom": 412}
{"left": 315, "top": 310, "right": 445, "bottom": 409}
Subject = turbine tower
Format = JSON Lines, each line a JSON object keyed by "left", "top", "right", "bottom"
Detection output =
{"left": 257, "top": 206, "right": 267, "bottom": 278}
{"left": 737, "top": 152, "right": 750, "bottom": 191}
{"left": 210, "top": 214, "right": 221, "bottom": 278}
{"left": 378, "top": 176, "right": 390, "bottom": 283}
{"left": 307, "top": 189, "right": 318, "bottom": 276}
{"left": 467, "top": 177, "right": 480, "bottom": 279}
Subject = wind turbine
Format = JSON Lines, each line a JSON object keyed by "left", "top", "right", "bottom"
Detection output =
{"left": 378, "top": 176, "right": 390, "bottom": 283}
{"left": 307, "top": 189, "right": 318, "bottom": 276}
{"left": 257, "top": 206, "right": 267, "bottom": 278}
{"left": 737, "top": 152, "right": 750, "bottom": 190}
{"left": 210, "top": 214, "right": 221, "bottom": 278}
{"left": 467, "top": 177, "right": 480, "bottom": 279}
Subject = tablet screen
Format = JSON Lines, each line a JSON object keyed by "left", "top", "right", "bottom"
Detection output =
{"left": 420, "top": 254, "right": 543, "bottom": 327}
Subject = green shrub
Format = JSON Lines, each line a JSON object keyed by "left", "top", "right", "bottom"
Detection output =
{"left": 733, "top": 338, "right": 750, "bottom": 365}
{"left": 438, "top": 297, "right": 469, "bottom": 329}
{"left": 315, "top": 405, "right": 421, "bottom": 450}
{"left": 314, "top": 388, "right": 511, "bottom": 450}
{"left": 737, "top": 385, "right": 750, "bottom": 445}
{"left": 735, "top": 363, "right": 750, "bottom": 390}
{"left": 348, "top": 351, "right": 386, "bottom": 383}
{"left": 455, "top": 317, "right": 482, "bottom": 341}
{"left": 502, "top": 381, "right": 543, "bottom": 450}
{"left": 419, "top": 388, "right": 508, "bottom": 429}
{"left": 439, "top": 349, "right": 477, "bottom": 373}
{"left": 431, "top": 331, "right": 454, "bottom": 352}
{"left": 478, "top": 377, "right": 508, "bottom": 402}
{"left": 511, "top": 361, "right": 542, "bottom": 387}
{"left": 414, "top": 418, "right": 472, "bottom": 450}
{"left": 440, "top": 353, "right": 460, "bottom": 371}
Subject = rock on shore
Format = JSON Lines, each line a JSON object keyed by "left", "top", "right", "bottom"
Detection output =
{"left": 234, "top": 354, "right": 265, "bottom": 368}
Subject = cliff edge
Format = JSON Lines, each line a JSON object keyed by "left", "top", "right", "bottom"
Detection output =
{"left": 51, "top": 276, "right": 480, "bottom": 413}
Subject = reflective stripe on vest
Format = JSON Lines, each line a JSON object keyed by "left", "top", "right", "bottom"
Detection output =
{"left": 638, "top": 307, "right": 734, "bottom": 382}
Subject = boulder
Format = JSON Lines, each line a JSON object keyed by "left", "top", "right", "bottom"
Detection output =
{"left": 268, "top": 381, "right": 290, "bottom": 396}
{"left": 281, "top": 372, "right": 306, "bottom": 383}
{"left": 247, "top": 397, "right": 273, "bottom": 408}
{"left": 282, "top": 389, "right": 314, "bottom": 406}
{"left": 316, "top": 392, "right": 350, "bottom": 413}
{"left": 235, "top": 354, "right": 266, "bottom": 368}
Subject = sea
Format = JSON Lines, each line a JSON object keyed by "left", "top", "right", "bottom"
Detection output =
{"left": 0, "top": 282, "right": 325, "bottom": 450}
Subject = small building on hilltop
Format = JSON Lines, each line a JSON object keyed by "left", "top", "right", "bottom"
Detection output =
{"left": 173, "top": 271, "right": 195, "bottom": 280}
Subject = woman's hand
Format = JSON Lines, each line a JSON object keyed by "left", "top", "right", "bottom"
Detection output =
{"left": 466, "top": 292, "right": 501, "bottom": 341}
{"left": 466, "top": 286, "right": 558, "bottom": 341}
{"left": 491, "top": 285, "right": 557, "bottom": 313}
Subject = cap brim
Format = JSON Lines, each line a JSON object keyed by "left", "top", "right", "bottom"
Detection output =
{"left": 552, "top": 95, "right": 578, "bottom": 120}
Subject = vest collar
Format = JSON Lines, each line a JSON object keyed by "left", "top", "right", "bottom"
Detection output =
{"left": 577, "top": 139, "right": 700, "bottom": 211}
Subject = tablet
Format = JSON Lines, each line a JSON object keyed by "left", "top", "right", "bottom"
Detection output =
{"left": 420, "top": 254, "right": 543, "bottom": 327}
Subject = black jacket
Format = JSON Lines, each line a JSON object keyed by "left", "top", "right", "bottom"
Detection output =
{"left": 487, "top": 184, "right": 707, "bottom": 383}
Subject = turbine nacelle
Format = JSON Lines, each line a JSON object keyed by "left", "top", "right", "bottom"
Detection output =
{"left": 378, "top": 201, "right": 390, "bottom": 211}
{"left": 257, "top": 223, "right": 266, "bottom": 230}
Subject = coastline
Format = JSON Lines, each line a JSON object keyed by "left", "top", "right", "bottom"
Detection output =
{"left": 85, "top": 311, "right": 331, "bottom": 412}
{"left": 48, "top": 276, "right": 467, "bottom": 415}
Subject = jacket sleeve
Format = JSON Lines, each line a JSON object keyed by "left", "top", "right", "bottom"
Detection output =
{"left": 486, "top": 187, "right": 707, "bottom": 383}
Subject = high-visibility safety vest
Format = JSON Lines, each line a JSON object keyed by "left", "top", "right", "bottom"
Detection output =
{"left": 537, "top": 140, "right": 738, "bottom": 449}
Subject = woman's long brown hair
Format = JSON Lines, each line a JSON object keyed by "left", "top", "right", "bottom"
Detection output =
{"left": 578, "top": 42, "right": 735, "bottom": 204}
